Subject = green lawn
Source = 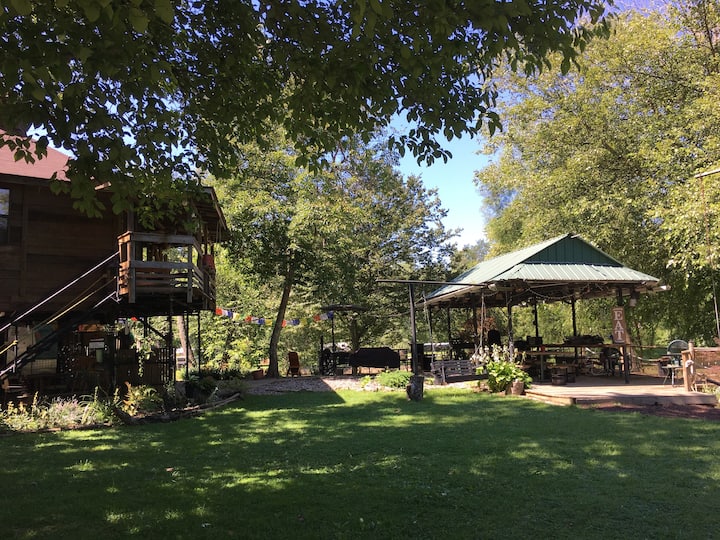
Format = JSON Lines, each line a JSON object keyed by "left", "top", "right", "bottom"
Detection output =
{"left": 2, "top": 389, "right": 719, "bottom": 539}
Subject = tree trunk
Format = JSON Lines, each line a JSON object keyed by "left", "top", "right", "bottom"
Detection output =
{"left": 267, "top": 263, "right": 295, "bottom": 378}
{"left": 349, "top": 317, "right": 361, "bottom": 351}
{"left": 406, "top": 375, "right": 425, "bottom": 401}
{"left": 176, "top": 315, "right": 196, "bottom": 369}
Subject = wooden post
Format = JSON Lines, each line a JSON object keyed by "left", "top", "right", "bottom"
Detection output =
{"left": 407, "top": 283, "right": 424, "bottom": 400}
{"left": 683, "top": 341, "right": 695, "bottom": 391}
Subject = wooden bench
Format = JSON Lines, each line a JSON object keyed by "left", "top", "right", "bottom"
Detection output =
{"left": 431, "top": 359, "right": 487, "bottom": 384}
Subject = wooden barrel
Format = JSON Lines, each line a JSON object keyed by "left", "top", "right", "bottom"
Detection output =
{"left": 551, "top": 366, "right": 567, "bottom": 386}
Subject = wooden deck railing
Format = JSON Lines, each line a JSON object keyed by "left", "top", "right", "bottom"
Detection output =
{"left": 117, "top": 231, "right": 216, "bottom": 308}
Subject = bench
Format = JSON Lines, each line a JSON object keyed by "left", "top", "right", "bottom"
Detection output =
{"left": 431, "top": 359, "right": 487, "bottom": 384}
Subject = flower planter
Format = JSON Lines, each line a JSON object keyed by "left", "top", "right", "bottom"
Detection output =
{"left": 510, "top": 380, "right": 525, "bottom": 395}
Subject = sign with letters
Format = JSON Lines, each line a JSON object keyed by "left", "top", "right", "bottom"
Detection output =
{"left": 612, "top": 306, "right": 627, "bottom": 344}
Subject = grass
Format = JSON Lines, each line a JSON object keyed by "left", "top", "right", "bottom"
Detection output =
{"left": 2, "top": 388, "right": 720, "bottom": 539}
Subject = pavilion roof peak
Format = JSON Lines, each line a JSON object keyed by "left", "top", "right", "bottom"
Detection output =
{"left": 425, "top": 234, "right": 663, "bottom": 308}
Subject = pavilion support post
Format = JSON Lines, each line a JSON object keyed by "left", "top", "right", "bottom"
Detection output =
{"left": 197, "top": 311, "right": 202, "bottom": 375}
{"left": 428, "top": 307, "right": 434, "bottom": 350}
{"left": 184, "top": 311, "right": 190, "bottom": 381}
{"left": 407, "top": 283, "right": 424, "bottom": 401}
{"left": 331, "top": 315, "right": 336, "bottom": 350}
{"left": 617, "top": 288, "right": 630, "bottom": 384}
{"left": 472, "top": 297, "right": 478, "bottom": 348}
{"left": 507, "top": 302, "right": 514, "bottom": 356}
{"left": 446, "top": 306, "right": 452, "bottom": 346}
{"left": 571, "top": 296, "right": 579, "bottom": 362}
{"left": 571, "top": 296, "right": 578, "bottom": 338}
{"left": 167, "top": 313, "right": 173, "bottom": 384}
{"left": 480, "top": 293, "right": 486, "bottom": 349}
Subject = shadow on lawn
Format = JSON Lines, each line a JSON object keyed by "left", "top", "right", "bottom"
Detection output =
{"left": 5, "top": 391, "right": 720, "bottom": 539}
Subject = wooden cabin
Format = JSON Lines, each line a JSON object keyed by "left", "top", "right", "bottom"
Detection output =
{"left": 0, "top": 140, "right": 226, "bottom": 402}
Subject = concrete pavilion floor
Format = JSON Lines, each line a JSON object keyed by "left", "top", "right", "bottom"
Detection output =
{"left": 524, "top": 373, "right": 718, "bottom": 407}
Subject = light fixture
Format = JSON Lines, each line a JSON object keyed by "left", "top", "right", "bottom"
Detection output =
{"left": 628, "top": 289, "right": 640, "bottom": 307}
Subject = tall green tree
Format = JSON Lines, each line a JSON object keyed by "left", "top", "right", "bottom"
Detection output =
{"left": 210, "top": 130, "right": 323, "bottom": 377}
{"left": 475, "top": 4, "right": 720, "bottom": 344}
{"left": 1, "top": 0, "right": 612, "bottom": 216}
{"left": 302, "top": 138, "right": 455, "bottom": 351}
{"left": 211, "top": 131, "right": 453, "bottom": 376}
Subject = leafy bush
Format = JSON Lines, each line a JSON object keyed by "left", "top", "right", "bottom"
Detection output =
{"left": 484, "top": 360, "right": 532, "bottom": 393}
{"left": 0, "top": 389, "right": 118, "bottom": 433}
{"left": 375, "top": 370, "right": 412, "bottom": 389}
{"left": 216, "top": 378, "right": 246, "bottom": 398}
{"left": 122, "top": 383, "right": 164, "bottom": 416}
{"left": 183, "top": 375, "right": 219, "bottom": 404}
{"left": 198, "top": 367, "right": 244, "bottom": 380}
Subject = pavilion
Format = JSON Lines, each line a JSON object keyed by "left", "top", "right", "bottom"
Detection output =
{"left": 416, "top": 234, "right": 667, "bottom": 380}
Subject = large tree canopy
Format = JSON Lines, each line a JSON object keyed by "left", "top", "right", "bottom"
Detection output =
{"left": 1, "top": 0, "right": 611, "bottom": 218}
{"left": 474, "top": 1, "right": 720, "bottom": 343}
{"left": 210, "top": 129, "right": 453, "bottom": 376}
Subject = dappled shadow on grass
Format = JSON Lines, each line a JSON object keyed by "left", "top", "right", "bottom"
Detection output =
{"left": 4, "top": 390, "right": 720, "bottom": 539}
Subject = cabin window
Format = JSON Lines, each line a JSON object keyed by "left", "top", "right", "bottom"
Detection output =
{"left": 0, "top": 188, "right": 8, "bottom": 244}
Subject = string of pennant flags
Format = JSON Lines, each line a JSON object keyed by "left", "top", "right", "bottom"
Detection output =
{"left": 214, "top": 307, "right": 334, "bottom": 327}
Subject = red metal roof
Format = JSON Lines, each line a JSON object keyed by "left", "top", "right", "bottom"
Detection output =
{"left": 0, "top": 138, "right": 69, "bottom": 181}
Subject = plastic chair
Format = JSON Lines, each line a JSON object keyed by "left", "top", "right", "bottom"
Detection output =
{"left": 667, "top": 340, "right": 689, "bottom": 365}
{"left": 286, "top": 351, "right": 300, "bottom": 377}
{"left": 663, "top": 340, "right": 688, "bottom": 386}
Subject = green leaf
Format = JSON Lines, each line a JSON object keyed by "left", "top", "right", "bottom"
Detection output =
{"left": 129, "top": 6, "right": 149, "bottom": 32}
{"left": 560, "top": 57, "right": 570, "bottom": 74}
{"left": 79, "top": 0, "right": 101, "bottom": 22}
{"left": 154, "top": 0, "right": 174, "bottom": 24}
{"left": 10, "top": 0, "right": 32, "bottom": 16}
{"left": 31, "top": 87, "right": 46, "bottom": 101}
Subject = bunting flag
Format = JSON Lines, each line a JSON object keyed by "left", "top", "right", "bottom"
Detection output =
{"left": 213, "top": 307, "right": 333, "bottom": 327}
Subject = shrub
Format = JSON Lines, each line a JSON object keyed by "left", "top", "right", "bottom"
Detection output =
{"left": 122, "top": 383, "right": 164, "bottom": 416}
{"left": 216, "top": 378, "right": 246, "bottom": 398}
{"left": 0, "top": 389, "right": 118, "bottom": 433}
{"left": 485, "top": 360, "right": 532, "bottom": 393}
{"left": 375, "top": 370, "right": 412, "bottom": 389}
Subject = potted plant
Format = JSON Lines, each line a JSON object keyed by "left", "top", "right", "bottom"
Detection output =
{"left": 485, "top": 357, "right": 532, "bottom": 394}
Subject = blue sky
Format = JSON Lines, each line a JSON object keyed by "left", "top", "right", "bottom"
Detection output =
{"left": 396, "top": 1, "right": 646, "bottom": 249}
{"left": 397, "top": 135, "right": 492, "bottom": 249}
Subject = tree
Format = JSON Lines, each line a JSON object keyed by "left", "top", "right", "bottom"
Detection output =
{"left": 210, "top": 129, "right": 320, "bottom": 377}
{"left": 211, "top": 130, "right": 453, "bottom": 376}
{"left": 302, "top": 137, "right": 455, "bottom": 351}
{"left": 449, "top": 239, "right": 491, "bottom": 274}
{"left": 1, "top": 0, "right": 612, "bottom": 218}
{"left": 474, "top": 3, "right": 720, "bottom": 344}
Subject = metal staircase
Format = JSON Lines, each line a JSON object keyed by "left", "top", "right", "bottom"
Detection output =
{"left": 0, "top": 252, "right": 119, "bottom": 397}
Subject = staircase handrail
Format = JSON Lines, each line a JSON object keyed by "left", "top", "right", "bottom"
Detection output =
{"left": 0, "top": 251, "right": 119, "bottom": 335}
{"left": 0, "top": 290, "right": 118, "bottom": 379}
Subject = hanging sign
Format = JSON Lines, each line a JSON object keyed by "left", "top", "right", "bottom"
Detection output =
{"left": 612, "top": 306, "right": 627, "bottom": 344}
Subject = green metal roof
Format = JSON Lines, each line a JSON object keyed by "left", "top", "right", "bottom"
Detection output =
{"left": 425, "top": 234, "right": 664, "bottom": 308}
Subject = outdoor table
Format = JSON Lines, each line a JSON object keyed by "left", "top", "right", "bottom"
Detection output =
{"left": 527, "top": 350, "right": 578, "bottom": 381}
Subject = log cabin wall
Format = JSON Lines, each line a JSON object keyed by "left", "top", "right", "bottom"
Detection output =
{"left": 0, "top": 175, "right": 122, "bottom": 317}
{"left": 0, "top": 142, "right": 226, "bottom": 396}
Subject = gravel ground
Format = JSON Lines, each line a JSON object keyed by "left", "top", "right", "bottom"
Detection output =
{"left": 244, "top": 376, "right": 368, "bottom": 395}
{"left": 243, "top": 375, "right": 475, "bottom": 395}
